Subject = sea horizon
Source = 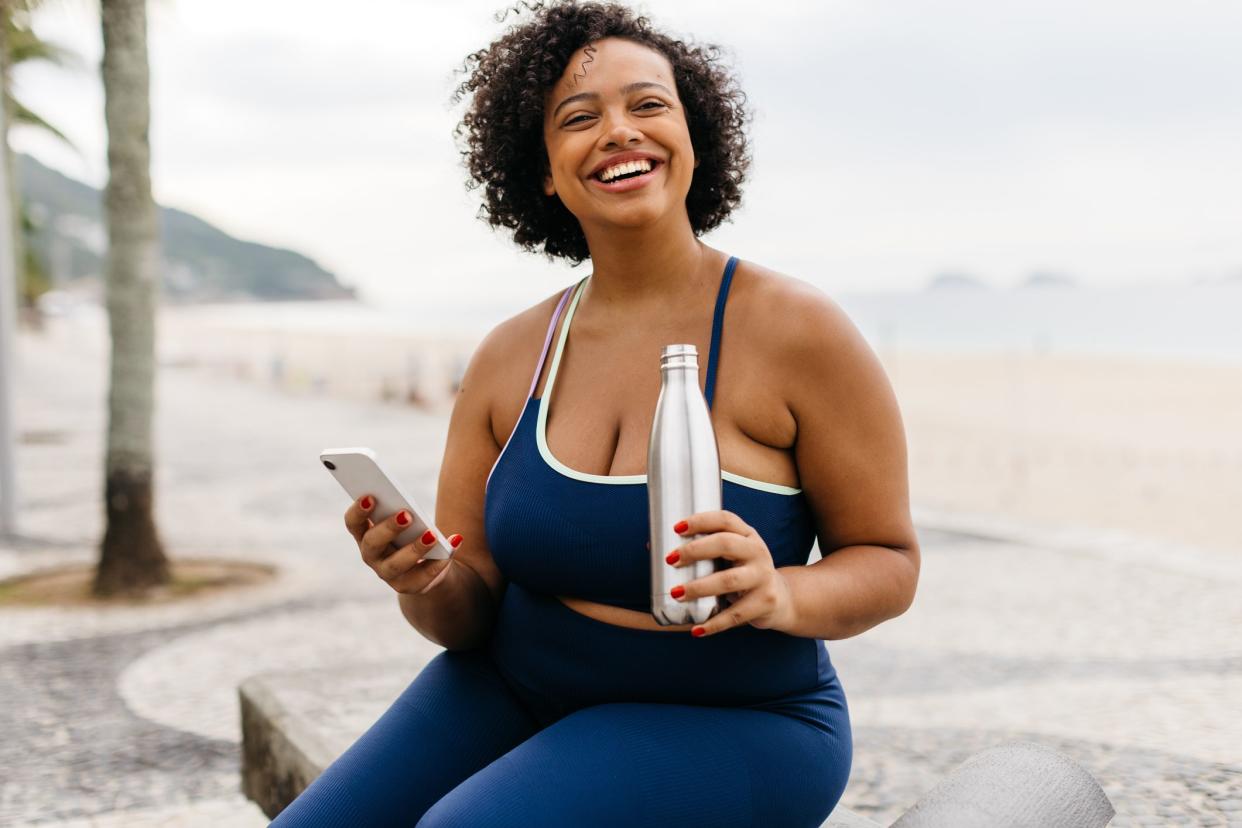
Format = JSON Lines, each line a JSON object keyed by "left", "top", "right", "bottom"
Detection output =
{"left": 39, "top": 279, "right": 1242, "bottom": 365}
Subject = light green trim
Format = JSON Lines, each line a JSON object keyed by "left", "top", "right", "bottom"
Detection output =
{"left": 721, "top": 470, "right": 802, "bottom": 495}
{"left": 537, "top": 277, "right": 644, "bottom": 484}
{"left": 536, "top": 275, "right": 803, "bottom": 495}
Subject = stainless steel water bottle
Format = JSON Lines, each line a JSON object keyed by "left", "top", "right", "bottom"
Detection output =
{"left": 649, "top": 343, "right": 728, "bottom": 625}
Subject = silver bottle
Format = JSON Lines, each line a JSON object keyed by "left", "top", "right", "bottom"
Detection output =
{"left": 648, "top": 344, "right": 730, "bottom": 625}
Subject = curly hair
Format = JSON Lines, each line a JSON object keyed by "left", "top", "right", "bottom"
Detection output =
{"left": 450, "top": 0, "right": 752, "bottom": 264}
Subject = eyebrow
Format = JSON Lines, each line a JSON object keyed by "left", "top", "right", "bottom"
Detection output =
{"left": 551, "top": 81, "right": 674, "bottom": 119}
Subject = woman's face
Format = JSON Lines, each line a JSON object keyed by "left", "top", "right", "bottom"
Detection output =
{"left": 541, "top": 37, "right": 697, "bottom": 233}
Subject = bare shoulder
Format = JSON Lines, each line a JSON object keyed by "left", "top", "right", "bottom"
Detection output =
{"left": 469, "top": 286, "right": 572, "bottom": 447}
{"left": 738, "top": 261, "right": 916, "bottom": 555}
{"left": 730, "top": 260, "right": 869, "bottom": 382}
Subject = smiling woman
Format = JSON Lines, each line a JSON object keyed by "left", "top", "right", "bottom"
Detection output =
{"left": 273, "top": 2, "right": 920, "bottom": 826}
{"left": 449, "top": 1, "right": 750, "bottom": 263}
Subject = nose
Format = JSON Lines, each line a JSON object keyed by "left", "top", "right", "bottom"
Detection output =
{"left": 598, "top": 110, "right": 644, "bottom": 149}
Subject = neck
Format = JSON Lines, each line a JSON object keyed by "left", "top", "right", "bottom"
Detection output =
{"left": 577, "top": 214, "right": 720, "bottom": 318}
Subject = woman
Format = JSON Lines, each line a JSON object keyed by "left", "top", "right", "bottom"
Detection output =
{"left": 274, "top": 2, "right": 918, "bottom": 825}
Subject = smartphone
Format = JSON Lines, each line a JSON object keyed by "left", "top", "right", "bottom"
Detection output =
{"left": 320, "top": 447, "right": 453, "bottom": 560}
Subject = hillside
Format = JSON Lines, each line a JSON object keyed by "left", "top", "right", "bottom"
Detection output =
{"left": 18, "top": 153, "right": 356, "bottom": 303}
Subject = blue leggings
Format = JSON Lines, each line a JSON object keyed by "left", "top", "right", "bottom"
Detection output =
{"left": 270, "top": 584, "right": 852, "bottom": 827}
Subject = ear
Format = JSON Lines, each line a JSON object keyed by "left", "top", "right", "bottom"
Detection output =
{"left": 543, "top": 171, "right": 556, "bottom": 196}
{"left": 693, "top": 154, "right": 701, "bottom": 169}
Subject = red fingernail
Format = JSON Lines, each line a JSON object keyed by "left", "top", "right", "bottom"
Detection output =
{"left": 396, "top": 511, "right": 410, "bottom": 526}
{"left": 665, "top": 551, "right": 680, "bottom": 565}
{"left": 670, "top": 585, "right": 685, "bottom": 599}
{"left": 450, "top": 534, "right": 463, "bottom": 548}
{"left": 421, "top": 530, "right": 435, "bottom": 545}
{"left": 360, "top": 496, "right": 373, "bottom": 510}
{"left": 692, "top": 626, "right": 706, "bottom": 637}
{"left": 673, "top": 520, "right": 689, "bottom": 534}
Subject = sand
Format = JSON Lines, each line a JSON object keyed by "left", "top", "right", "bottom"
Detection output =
{"left": 885, "top": 347, "right": 1242, "bottom": 557}
{"left": 49, "top": 304, "right": 1242, "bottom": 559}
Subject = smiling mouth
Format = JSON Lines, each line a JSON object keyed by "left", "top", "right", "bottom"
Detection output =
{"left": 589, "top": 161, "right": 663, "bottom": 190}
{"left": 591, "top": 160, "right": 662, "bottom": 183}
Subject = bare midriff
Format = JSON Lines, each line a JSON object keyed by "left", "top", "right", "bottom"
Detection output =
{"left": 555, "top": 595, "right": 696, "bottom": 632}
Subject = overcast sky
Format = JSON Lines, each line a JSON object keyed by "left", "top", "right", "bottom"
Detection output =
{"left": 12, "top": 0, "right": 1242, "bottom": 306}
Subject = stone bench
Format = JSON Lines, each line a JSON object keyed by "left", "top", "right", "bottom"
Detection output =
{"left": 240, "top": 661, "right": 1114, "bottom": 827}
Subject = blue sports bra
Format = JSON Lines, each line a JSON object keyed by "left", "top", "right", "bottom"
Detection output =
{"left": 484, "top": 256, "right": 818, "bottom": 611}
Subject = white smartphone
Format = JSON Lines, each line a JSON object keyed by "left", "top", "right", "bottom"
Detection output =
{"left": 319, "top": 447, "right": 453, "bottom": 560}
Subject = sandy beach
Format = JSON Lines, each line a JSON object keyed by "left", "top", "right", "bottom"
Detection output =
{"left": 887, "top": 348, "right": 1242, "bottom": 559}
{"left": 151, "top": 302, "right": 1242, "bottom": 560}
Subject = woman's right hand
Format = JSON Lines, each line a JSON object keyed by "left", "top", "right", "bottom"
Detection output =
{"left": 345, "top": 495, "right": 463, "bottom": 596}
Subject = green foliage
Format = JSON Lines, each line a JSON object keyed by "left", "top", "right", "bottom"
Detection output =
{"left": 3, "top": 3, "right": 82, "bottom": 305}
{"left": 19, "top": 201, "right": 48, "bottom": 303}
{"left": 3, "top": 5, "right": 81, "bottom": 155}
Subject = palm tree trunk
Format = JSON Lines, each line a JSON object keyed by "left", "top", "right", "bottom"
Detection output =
{"left": 93, "top": 0, "right": 169, "bottom": 596}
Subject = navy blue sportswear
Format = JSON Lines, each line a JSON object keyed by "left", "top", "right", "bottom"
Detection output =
{"left": 486, "top": 255, "right": 819, "bottom": 611}
{"left": 271, "top": 256, "right": 853, "bottom": 826}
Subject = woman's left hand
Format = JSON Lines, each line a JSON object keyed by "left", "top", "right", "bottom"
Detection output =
{"left": 666, "top": 510, "right": 795, "bottom": 637}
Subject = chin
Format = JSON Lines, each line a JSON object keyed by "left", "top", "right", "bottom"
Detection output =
{"left": 587, "top": 196, "right": 688, "bottom": 228}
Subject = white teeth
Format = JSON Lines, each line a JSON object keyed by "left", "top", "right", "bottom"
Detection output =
{"left": 599, "top": 158, "right": 654, "bottom": 182}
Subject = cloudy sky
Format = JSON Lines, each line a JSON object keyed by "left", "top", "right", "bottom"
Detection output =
{"left": 12, "top": 0, "right": 1242, "bottom": 306}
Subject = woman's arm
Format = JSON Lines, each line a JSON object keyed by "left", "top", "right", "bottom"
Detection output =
{"left": 405, "top": 288, "right": 574, "bottom": 647}
{"left": 397, "top": 317, "right": 521, "bottom": 650}
{"left": 776, "top": 280, "right": 920, "bottom": 641}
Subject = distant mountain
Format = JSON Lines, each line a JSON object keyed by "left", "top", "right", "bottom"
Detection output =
{"left": 18, "top": 153, "right": 356, "bottom": 303}
{"left": 925, "top": 271, "right": 988, "bottom": 291}
{"left": 1021, "top": 270, "right": 1078, "bottom": 289}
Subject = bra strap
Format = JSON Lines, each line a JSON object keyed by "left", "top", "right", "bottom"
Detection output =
{"left": 704, "top": 256, "right": 739, "bottom": 410}
{"left": 528, "top": 284, "right": 576, "bottom": 400}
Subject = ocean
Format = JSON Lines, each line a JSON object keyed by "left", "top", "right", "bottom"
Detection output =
{"left": 165, "top": 281, "right": 1242, "bottom": 362}
{"left": 47, "top": 280, "right": 1242, "bottom": 364}
{"left": 833, "top": 281, "right": 1242, "bottom": 363}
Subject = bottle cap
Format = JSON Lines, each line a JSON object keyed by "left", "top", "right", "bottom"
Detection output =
{"left": 660, "top": 343, "right": 699, "bottom": 369}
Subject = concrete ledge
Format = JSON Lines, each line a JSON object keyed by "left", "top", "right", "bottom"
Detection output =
{"left": 239, "top": 659, "right": 880, "bottom": 826}
{"left": 239, "top": 659, "right": 426, "bottom": 819}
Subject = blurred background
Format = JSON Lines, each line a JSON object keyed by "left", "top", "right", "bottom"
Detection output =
{"left": 2, "top": 0, "right": 1240, "bottom": 825}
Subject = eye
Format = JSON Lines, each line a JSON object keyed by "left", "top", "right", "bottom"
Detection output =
{"left": 564, "top": 100, "right": 667, "bottom": 126}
